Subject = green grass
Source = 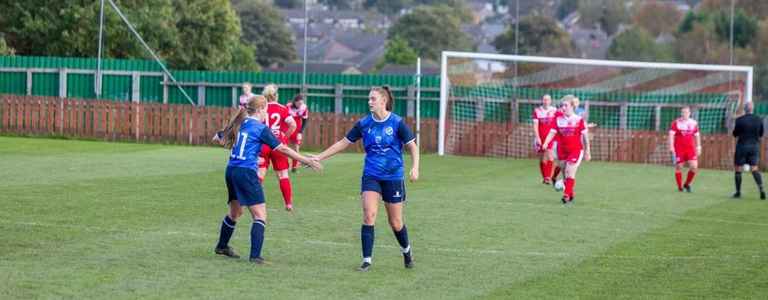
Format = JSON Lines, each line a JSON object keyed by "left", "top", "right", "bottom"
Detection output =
{"left": 1, "top": 136, "right": 767, "bottom": 299}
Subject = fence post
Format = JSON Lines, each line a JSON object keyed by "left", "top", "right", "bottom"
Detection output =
{"left": 407, "top": 85, "right": 415, "bottom": 118}
{"left": 162, "top": 74, "right": 169, "bottom": 104}
{"left": 511, "top": 99, "right": 519, "bottom": 124}
{"left": 654, "top": 105, "right": 662, "bottom": 131}
{"left": 584, "top": 100, "right": 591, "bottom": 122}
{"left": 231, "top": 86, "right": 237, "bottom": 107}
{"left": 197, "top": 85, "right": 206, "bottom": 106}
{"left": 477, "top": 98, "right": 485, "bottom": 122}
{"left": 58, "top": 69, "right": 68, "bottom": 98}
{"left": 131, "top": 72, "right": 141, "bottom": 103}
{"left": 619, "top": 102, "right": 628, "bottom": 130}
{"left": 26, "top": 70, "right": 33, "bottom": 96}
{"left": 334, "top": 84, "right": 343, "bottom": 141}
{"left": 334, "top": 84, "right": 343, "bottom": 115}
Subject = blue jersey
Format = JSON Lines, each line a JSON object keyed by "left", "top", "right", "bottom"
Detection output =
{"left": 228, "top": 116, "right": 281, "bottom": 170}
{"left": 346, "top": 113, "right": 415, "bottom": 180}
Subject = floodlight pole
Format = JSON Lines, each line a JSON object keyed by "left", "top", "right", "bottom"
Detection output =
{"left": 302, "top": 0, "right": 309, "bottom": 93}
{"left": 416, "top": 57, "right": 422, "bottom": 146}
{"left": 96, "top": 0, "right": 105, "bottom": 98}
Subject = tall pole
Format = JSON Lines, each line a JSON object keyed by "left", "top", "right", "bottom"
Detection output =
{"left": 302, "top": 0, "right": 309, "bottom": 94}
{"left": 416, "top": 57, "right": 422, "bottom": 146}
{"left": 729, "top": 0, "right": 735, "bottom": 66}
{"left": 96, "top": 0, "right": 105, "bottom": 98}
{"left": 513, "top": 0, "right": 519, "bottom": 98}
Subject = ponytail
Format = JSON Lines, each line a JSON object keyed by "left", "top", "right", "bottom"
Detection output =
{"left": 219, "top": 95, "right": 267, "bottom": 149}
{"left": 222, "top": 108, "right": 247, "bottom": 149}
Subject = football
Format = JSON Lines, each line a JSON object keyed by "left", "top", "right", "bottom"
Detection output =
{"left": 554, "top": 179, "right": 565, "bottom": 191}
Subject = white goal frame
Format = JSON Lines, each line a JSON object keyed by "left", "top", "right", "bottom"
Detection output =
{"left": 438, "top": 51, "right": 754, "bottom": 156}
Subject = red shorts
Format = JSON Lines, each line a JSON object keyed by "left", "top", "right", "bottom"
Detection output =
{"left": 674, "top": 149, "right": 697, "bottom": 164}
{"left": 260, "top": 144, "right": 290, "bottom": 171}
{"left": 557, "top": 147, "right": 584, "bottom": 164}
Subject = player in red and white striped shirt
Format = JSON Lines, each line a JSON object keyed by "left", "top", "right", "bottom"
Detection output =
{"left": 542, "top": 95, "right": 591, "bottom": 204}
{"left": 259, "top": 84, "right": 298, "bottom": 211}
{"left": 668, "top": 106, "right": 701, "bottom": 192}
{"left": 287, "top": 94, "right": 309, "bottom": 172}
{"left": 532, "top": 95, "right": 558, "bottom": 184}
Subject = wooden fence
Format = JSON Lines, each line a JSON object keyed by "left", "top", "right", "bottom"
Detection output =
{"left": 0, "top": 95, "right": 440, "bottom": 152}
{"left": 0, "top": 95, "right": 756, "bottom": 170}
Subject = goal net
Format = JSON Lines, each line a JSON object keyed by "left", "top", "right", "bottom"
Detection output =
{"left": 438, "top": 51, "right": 753, "bottom": 169}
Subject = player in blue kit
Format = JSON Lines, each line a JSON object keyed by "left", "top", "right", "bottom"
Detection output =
{"left": 313, "top": 86, "right": 420, "bottom": 271}
{"left": 212, "top": 95, "right": 322, "bottom": 264}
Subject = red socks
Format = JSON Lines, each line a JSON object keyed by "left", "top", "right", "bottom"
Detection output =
{"left": 279, "top": 178, "right": 293, "bottom": 208}
{"left": 675, "top": 170, "right": 683, "bottom": 190}
{"left": 564, "top": 178, "right": 575, "bottom": 198}
{"left": 685, "top": 170, "right": 696, "bottom": 186}
{"left": 539, "top": 161, "right": 555, "bottom": 181}
{"left": 292, "top": 159, "right": 300, "bottom": 170}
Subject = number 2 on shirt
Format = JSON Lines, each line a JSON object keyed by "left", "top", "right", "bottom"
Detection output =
{"left": 270, "top": 113, "right": 281, "bottom": 134}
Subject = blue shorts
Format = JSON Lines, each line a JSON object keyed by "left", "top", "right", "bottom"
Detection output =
{"left": 361, "top": 176, "right": 406, "bottom": 203}
{"left": 225, "top": 166, "right": 265, "bottom": 206}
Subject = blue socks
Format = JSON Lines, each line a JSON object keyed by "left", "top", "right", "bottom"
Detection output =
{"left": 361, "top": 224, "right": 375, "bottom": 261}
{"left": 393, "top": 225, "right": 410, "bottom": 253}
{"left": 216, "top": 215, "right": 236, "bottom": 249}
{"left": 251, "top": 219, "right": 266, "bottom": 259}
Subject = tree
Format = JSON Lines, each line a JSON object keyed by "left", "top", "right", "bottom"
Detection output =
{"left": 557, "top": 0, "right": 579, "bottom": 20}
{"left": 319, "top": 0, "right": 353, "bottom": 10}
{"left": 508, "top": 0, "right": 557, "bottom": 17}
{"left": 713, "top": 9, "right": 758, "bottom": 48}
{"left": 274, "top": 0, "right": 302, "bottom": 9}
{"left": 232, "top": 0, "right": 297, "bottom": 67}
{"left": 751, "top": 20, "right": 768, "bottom": 97}
{"left": 364, "top": 0, "right": 410, "bottom": 15}
{"left": 607, "top": 28, "right": 673, "bottom": 62}
{"left": 0, "top": 35, "right": 14, "bottom": 56}
{"left": 700, "top": 0, "right": 768, "bottom": 20}
{"left": 578, "top": 0, "right": 627, "bottom": 36}
{"left": 0, "top": 0, "right": 256, "bottom": 71}
{"left": 633, "top": 0, "right": 682, "bottom": 37}
{"left": 377, "top": 36, "right": 418, "bottom": 69}
{"left": 0, "top": 0, "right": 179, "bottom": 60}
{"left": 388, "top": 5, "right": 474, "bottom": 61}
{"left": 171, "top": 0, "right": 257, "bottom": 71}
{"left": 678, "top": 11, "right": 709, "bottom": 34}
{"left": 492, "top": 14, "right": 574, "bottom": 57}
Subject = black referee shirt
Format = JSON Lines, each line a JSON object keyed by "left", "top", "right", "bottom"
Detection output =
{"left": 733, "top": 113, "right": 764, "bottom": 146}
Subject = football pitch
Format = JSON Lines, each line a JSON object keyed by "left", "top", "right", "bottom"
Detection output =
{"left": 2, "top": 136, "right": 768, "bottom": 299}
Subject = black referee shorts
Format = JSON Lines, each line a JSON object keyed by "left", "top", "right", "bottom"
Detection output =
{"left": 734, "top": 144, "right": 760, "bottom": 166}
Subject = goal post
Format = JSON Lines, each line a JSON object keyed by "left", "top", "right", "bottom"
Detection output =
{"left": 438, "top": 51, "right": 753, "bottom": 168}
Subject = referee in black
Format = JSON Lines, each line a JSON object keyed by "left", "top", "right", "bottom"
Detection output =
{"left": 732, "top": 102, "right": 765, "bottom": 199}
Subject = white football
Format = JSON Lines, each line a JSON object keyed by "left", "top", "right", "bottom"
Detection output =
{"left": 554, "top": 180, "right": 565, "bottom": 191}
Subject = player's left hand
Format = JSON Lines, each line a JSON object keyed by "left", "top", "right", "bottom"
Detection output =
{"left": 696, "top": 146, "right": 702, "bottom": 156}
{"left": 584, "top": 152, "right": 591, "bottom": 161}
{"left": 297, "top": 133, "right": 303, "bottom": 141}
{"left": 409, "top": 168, "right": 419, "bottom": 182}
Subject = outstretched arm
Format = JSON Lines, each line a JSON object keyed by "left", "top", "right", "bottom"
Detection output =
{"left": 275, "top": 144, "right": 322, "bottom": 171}
{"left": 315, "top": 138, "right": 353, "bottom": 161}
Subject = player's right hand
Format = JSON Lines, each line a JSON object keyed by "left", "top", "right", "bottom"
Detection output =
{"left": 305, "top": 157, "right": 323, "bottom": 172}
